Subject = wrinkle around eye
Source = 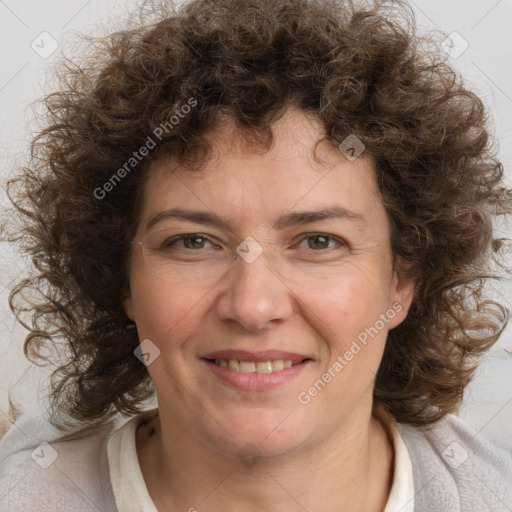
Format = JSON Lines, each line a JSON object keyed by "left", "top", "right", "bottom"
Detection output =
{"left": 149, "top": 230, "right": 361, "bottom": 257}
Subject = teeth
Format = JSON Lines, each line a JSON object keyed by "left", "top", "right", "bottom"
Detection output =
{"left": 213, "top": 358, "right": 303, "bottom": 373}
{"left": 228, "top": 359, "right": 240, "bottom": 371}
{"left": 240, "top": 361, "right": 256, "bottom": 373}
{"left": 273, "top": 359, "right": 284, "bottom": 371}
{"left": 256, "top": 361, "right": 272, "bottom": 373}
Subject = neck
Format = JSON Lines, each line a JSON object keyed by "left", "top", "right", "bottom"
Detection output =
{"left": 137, "top": 400, "right": 394, "bottom": 512}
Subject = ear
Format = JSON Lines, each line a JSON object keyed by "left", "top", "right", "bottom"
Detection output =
{"left": 121, "top": 286, "right": 136, "bottom": 322}
{"left": 387, "top": 261, "right": 416, "bottom": 330}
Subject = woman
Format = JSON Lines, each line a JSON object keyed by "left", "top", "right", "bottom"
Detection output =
{"left": 1, "top": 0, "right": 511, "bottom": 510}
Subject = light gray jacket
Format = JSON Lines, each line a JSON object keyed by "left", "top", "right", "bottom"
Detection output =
{"left": 1, "top": 409, "right": 511, "bottom": 511}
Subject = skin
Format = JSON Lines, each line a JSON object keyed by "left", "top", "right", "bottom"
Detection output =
{"left": 123, "top": 106, "right": 416, "bottom": 512}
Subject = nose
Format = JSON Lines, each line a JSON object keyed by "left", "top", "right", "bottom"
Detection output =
{"left": 214, "top": 242, "right": 294, "bottom": 331}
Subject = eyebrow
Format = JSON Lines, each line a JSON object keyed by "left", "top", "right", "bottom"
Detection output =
{"left": 145, "top": 206, "right": 367, "bottom": 233}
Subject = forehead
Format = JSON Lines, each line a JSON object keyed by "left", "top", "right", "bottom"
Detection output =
{"left": 137, "top": 108, "right": 385, "bottom": 234}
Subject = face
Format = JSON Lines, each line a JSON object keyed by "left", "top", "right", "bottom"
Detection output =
{"left": 123, "top": 107, "right": 415, "bottom": 459}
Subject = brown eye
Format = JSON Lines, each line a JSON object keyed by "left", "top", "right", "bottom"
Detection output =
{"left": 307, "top": 234, "right": 330, "bottom": 250}
{"left": 295, "top": 233, "right": 346, "bottom": 251}
{"left": 158, "top": 233, "right": 217, "bottom": 251}
{"left": 180, "top": 234, "right": 209, "bottom": 249}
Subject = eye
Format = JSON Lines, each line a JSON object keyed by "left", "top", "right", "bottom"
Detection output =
{"left": 294, "top": 233, "right": 347, "bottom": 251}
{"left": 161, "top": 233, "right": 217, "bottom": 250}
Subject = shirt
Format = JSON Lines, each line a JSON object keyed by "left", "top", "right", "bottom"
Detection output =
{"left": 106, "top": 406, "right": 415, "bottom": 511}
{"left": 1, "top": 406, "right": 511, "bottom": 511}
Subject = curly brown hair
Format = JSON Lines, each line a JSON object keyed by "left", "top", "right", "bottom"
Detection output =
{"left": 4, "top": 0, "right": 512, "bottom": 439}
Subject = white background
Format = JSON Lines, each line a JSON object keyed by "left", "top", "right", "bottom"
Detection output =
{"left": 1, "top": 0, "right": 511, "bottom": 449}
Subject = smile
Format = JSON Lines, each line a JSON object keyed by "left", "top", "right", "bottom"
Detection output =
{"left": 202, "top": 357, "right": 312, "bottom": 391}
{"left": 209, "top": 358, "right": 305, "bottom": 373}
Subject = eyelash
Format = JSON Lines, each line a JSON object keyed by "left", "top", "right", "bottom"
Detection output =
{"left": 163, "top": 232, "right": 347, "bottom": 252}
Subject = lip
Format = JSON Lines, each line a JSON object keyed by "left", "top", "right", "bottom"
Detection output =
{"left": 201, "top": 357, "right": 313, "bottom": 391}
{"left": 201, "top": 349, "right": 311, "bottom": 363}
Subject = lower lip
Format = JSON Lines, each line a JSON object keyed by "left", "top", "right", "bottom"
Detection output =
{"left": 202, "top": 359, "right": 312, "bottom": 391}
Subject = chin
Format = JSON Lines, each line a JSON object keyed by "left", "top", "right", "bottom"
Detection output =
{"left": 204, "top": 409, "right": 313, "bottom": 461}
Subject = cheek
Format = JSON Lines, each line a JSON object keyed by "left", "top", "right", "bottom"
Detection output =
{"left": 293, "top": 266, "right": 393, "bottom": 403}
{"left": 298, "top": 277, "right": 390, "bottom": 405}
{"left": 298, "top": 263, "right": 392, "bottom": 346}
{"left": 131, "top": 278, "right": 211, "bottom": 345}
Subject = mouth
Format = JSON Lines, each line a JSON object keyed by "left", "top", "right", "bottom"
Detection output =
{"left": 200, "top": 351, "right": 314, "bottom": 391}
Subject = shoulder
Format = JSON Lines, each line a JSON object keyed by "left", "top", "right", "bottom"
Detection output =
{"left": 398, "top": 413, "right": 512, "bottom": 511}
{"left": 0, "top": 410, "right": 118, "bottom": 512}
